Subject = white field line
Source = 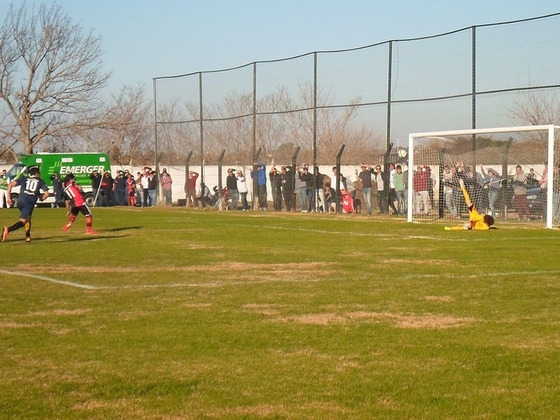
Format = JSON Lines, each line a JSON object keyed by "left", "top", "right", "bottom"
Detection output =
{"left": 0, "top": 269, "right": 100, "bottom": 290}
{"left": 2, "top": 268, "right": 559, "bottom": 291}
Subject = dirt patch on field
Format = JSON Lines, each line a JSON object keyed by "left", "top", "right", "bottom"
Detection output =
{"left": 24, "top": 309, "right": 92, "bottom": 317}
{"left": 274, "top": 311, "right": 475, "bottom": 329}
{"left": 425, "top": 295, "right": 455, "bottom": 302}
{"left": 17, "top": 261, "right": 328, "bottom": 278}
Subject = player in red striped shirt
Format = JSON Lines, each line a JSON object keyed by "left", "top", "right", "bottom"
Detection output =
{"left": 62, "top": 174, "right": 97, "bottom": 235}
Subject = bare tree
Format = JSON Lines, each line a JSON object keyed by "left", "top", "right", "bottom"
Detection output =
{"left": 509, "top": 90, "right": 560, "bottom": 141}
{"left": 0, "top": 2, "right": 110, "bottom": 154}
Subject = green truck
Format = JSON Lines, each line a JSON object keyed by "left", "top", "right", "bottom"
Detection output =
{"left": 6, "top": 153, "right": 111, "bottom": 206}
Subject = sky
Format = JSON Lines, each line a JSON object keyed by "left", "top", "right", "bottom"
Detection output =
{"left": 1, "top": 0, "right": 558, "bottom": 96}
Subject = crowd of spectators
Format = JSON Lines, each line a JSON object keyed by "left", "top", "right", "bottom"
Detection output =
{"left": 89, "top": 166, "right": 173, "bottom": 208}
{"left": 181, "top": 162, "right": 408, "bottom": 215}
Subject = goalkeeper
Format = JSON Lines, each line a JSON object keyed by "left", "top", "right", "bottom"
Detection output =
{"left": 445, "top": 178, "right": 494, "bottom": 231}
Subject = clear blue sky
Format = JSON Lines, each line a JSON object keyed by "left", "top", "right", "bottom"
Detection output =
{"left": 2, "top": 0, "right": 557, "bottom": 95}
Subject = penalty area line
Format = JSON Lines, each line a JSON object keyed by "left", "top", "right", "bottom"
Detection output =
{"left": 0, "top": 269, "right": 99, "bottom": 290}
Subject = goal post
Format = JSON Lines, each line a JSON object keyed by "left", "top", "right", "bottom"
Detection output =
{"left": 407, "top": 125, "right": 560, "bottom": 229}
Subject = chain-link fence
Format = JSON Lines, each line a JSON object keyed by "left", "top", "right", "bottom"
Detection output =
{"left": 153, "top": 13, "right": 560, "bottom": 217}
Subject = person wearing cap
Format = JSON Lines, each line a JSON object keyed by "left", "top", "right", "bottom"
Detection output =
{"left": 226, "top": 168, "right": 239, "bottom": 210}
{"left": 236, "top": 169, "right": 249, "bottom": 211}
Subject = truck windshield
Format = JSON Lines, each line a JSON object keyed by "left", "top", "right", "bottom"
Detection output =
{"left": 6, "top": 163, "right": 27, "bottom": 180}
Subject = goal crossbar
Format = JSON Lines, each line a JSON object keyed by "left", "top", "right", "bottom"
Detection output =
{"left": 407, "top": 125, "right": 560, "bottom": 229}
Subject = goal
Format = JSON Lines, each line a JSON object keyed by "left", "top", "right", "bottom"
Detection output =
{"left": 406, "top": 125, "right": 560, "bottom": 229}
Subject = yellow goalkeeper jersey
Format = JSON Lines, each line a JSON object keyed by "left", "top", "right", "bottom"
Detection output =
{"left": 468, "top": 206, "right": 489, "bottom": 230}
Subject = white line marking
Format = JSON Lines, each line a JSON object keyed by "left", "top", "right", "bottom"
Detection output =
{"left": 2, "top": 267, "right": 558, "bottom": 291}
{"left": 0, "top": 269, "right": 99, "bottom": 290}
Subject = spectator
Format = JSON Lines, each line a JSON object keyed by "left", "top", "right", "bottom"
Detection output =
{"left": 303, "top": 163, "right": 315, "bottom": 212}
{"left": 0, "top": 169, "right": 7, "bottom": 208}
{"left": 280, "top": 166, "right": 294, "bottom": 212}
{"left": 413, "top": 165, "right": 430, "bottom": 215}
{"left": 323, "top": 182, "right": 335, "bottom": 213}
{"left": 141, "top": 170, "right": 150, "bottom": 207}
{"left": 113, "top": 170, "right": 126, "bottom": 206}
{"left": 388, "top": 163, "right": 399, "bottom": 215}
{"left": 147, "top": 171, "right": 157, "bottom": 207}
{"left": 184, "top": 171, "right": 199, "bottom": 207}
{"left": 312, "top": 167, "right": 327, "bottom": 213}
{"left": 442, "top": 165, "right": 457, "bottom": 217}
{"left": 331, "top": 167, "right": 341, "bottom": 194}
{"left": 89, "top": 170, "right": 102, "bottom": 206}
{"left": 197, "top": 182, "right": 213, "bottom": 207}
{"left": 512, "top": 165, "right": 530, "bottom": 220}
{"left": 236, "top": 169, "right": 250, "bottom": 211}
{"left": 342, "top": 173, "right": 356, "bottom": 211}
{"left": 160, "top": 168, "right": 173, "bottom": 205}
{"left": 50, "top": 172, "right": 63, "bottom": 208}
{"left": 100, "top": 171, "right": 114, "bottom": 207}
{"left": 481, "top": 166, "right": 501, "bottom": 217}
{"left": 372, "top": 165, "right": 387, "bottom": 214}
{"left": 269, "top": 167, "right": 283, "bottom": 211}
{"left": 357, "top": 164, "right": 374, "bottom": 215}
{"left": 135, "top": 172, "right": 143, "bottom": 207}
{"left": 394, "top": 164, "right": 407, "bottom": 216}
{"left": 251, "top": 162, "right": 268, "bottom": 210}
{"left": 296, "top": 165, "right": 310, "bottom": 212}
{"left": 126, "top": 172, "right": 137, "bottom": 206}
{"left": 226, "top": 168, "right": 239, "bottom": 210}
{"left": 527, "top": 168, "right": 539, "bottom": 188}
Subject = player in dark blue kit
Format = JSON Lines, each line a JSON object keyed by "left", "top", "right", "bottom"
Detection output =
{"left": 2, "top": 167, "right": 49, "bottom": 243}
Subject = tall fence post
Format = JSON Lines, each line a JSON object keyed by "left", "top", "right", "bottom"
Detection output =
{"left": 199, "top": 72, "right": 205, "bottom": 195}
{"left": 335, "top": 144, "right": 345, "bottom": 213}
{"left": 217, "top": 150, "right": 226, "bottom": 211}
{"left": 184, "top": 151, "right": 193, "bottom": 207}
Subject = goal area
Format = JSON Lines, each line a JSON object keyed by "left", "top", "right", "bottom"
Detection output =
{"left": 406, "top": 125, "right": 560, "bottom": 229}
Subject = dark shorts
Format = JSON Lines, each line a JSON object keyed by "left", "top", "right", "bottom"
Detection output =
{"left": 17, "top": 199, "right": 36, "bottom": 220}
{"left": 71, "top": 205, "right": 92, "bottom": 217}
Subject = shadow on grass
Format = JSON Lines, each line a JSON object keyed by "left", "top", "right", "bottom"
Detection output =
{"left": 19, "top": 234, "right": 129, "bottom": 243}
{"left": 103, "top": 226, "right": 142, "bottom": 232}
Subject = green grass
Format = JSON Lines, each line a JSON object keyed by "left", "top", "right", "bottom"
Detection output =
{"left": 1, "top": 207, "right": 560, "bottom": 419}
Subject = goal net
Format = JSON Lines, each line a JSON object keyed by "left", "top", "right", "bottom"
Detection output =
{"left": 406, "top": 125, "right": 560, "bottom": 229}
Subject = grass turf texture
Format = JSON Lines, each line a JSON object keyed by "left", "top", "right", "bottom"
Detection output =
{"left": 1, "top": 207, "right": 560, "bottom": 419}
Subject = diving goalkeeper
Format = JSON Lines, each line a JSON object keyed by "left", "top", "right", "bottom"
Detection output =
{"left": 445, "top": 178, "right": 494, "bottom": 231}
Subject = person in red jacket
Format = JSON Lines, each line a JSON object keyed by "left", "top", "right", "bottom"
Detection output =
{"left": 62, "top": 174, "right": 97, "bottom": 235}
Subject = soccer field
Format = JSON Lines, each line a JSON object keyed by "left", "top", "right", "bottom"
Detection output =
{"left": 1, "top": 207, "right": 560, "bottom": 419}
